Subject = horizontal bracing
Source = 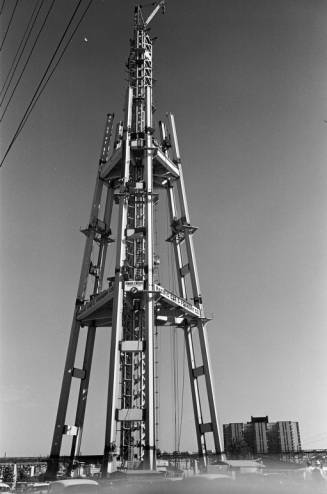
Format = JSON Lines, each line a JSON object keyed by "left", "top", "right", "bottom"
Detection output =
{"left": 116, "top": 408, "right": 145, "bottom": 422}
{"left": 99, "top": 145, "right": 180, "bottom": 182}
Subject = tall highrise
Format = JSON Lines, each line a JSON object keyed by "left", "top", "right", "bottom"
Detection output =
{"left": 276, "top": 421, "right": 302, "bottom": 453}
{"left": 223, "top": 416, "right": 302, "bottom": 455}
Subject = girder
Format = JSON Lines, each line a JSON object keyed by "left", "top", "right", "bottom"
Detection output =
{"left": 99, "top": 146, "right": 179, "bottom": 182}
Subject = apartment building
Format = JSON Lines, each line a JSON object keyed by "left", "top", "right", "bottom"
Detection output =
{"left": 223, "top": 416, "right": 301, "bottom": 455}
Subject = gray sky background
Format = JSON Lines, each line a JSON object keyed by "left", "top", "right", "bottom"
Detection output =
{"left": 1, "top": 0, "right": 327, "bottom": 456}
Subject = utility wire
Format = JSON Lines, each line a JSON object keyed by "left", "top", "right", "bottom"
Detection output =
{"left": 0, "top": 0, "right": 94, "bottom": 169}
{"left": 0, "top": 0, "right": 44, "bottom": 105}
{"left": 19, "top": 0, "right": 94, "bottom": 132}
{"left": 0, "top": 0, "right": 19, "bottom": 51}
{"left": 0, "top": 0, "right": 55, "bottom": 122}
{"left": 0, "top": 0, "right": 6, "bottom": 16}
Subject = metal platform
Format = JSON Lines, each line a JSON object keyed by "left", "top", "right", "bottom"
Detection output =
{"left": 77, "top": 283, "right": 203, "bottom": 327}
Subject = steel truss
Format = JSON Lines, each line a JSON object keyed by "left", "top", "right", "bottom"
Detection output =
{"left": 48, "top": 1, "right": 222, "bottom": 478}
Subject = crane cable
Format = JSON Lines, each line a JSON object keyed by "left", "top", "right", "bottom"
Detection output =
{"left": 0, "top": 0, "right": 19, "bottom": 51}
{"left": 0, "top": 0, "right": 95, "bottom": 169}
{"left": 0, "top": 0, "right": 44, "bottom": 106}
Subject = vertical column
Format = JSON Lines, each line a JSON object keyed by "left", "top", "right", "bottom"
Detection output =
{"left": 143, "top": 85, "right": 156, "bottom": 470}
{"left": 70, "top": 185, "right": 115, "bottom": 460}
{"left": 103, "top": 87, "right": 133, "bottom": 474}
{"left": 166, "top": 113, "right": 223, "bottom": 457}
{"left": 166, "top": 183, "right": 186, "bottom": 298}
{"left": 70, "top": 325, "right": 96, "bottom": 459}
{"left": 95, "top": 185, "right": 115, "bottom": 293}
{"left": 184, "top": 324, "right": 208, "bottom": 463}
{"left": 49, "top": 160, "right": 104, "bottom": 464}
{"left": 48, "top": 115, "right": 114, "bottom": 478}
{"left": 166, "top": 182, "right": 207, "bottom": 466}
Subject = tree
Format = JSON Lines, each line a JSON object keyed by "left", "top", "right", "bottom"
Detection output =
{"left": 17, "top": 468, "right": 29, "bottom": 482}
{"left": 2, "top": 466, "right": 14, "bottom": 484}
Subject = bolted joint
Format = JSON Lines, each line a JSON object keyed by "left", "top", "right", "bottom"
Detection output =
{"left": 143, "top": 444, "right": 156, "bottom": 450}
{"left": 144, "top": 126, "right": 155, "bottom": 135}
{"left": 162, "top": 136, "right": 171, "bottom": 151}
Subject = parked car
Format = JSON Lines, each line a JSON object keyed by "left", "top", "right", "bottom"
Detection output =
{"left": 0, "top": 483, "right": 10, "bottom": 493}
{"left": 25, "top": 483, "right": 49, "bottom": 494}
{"left": 48, "top": 479, "right": 99, "bottom": 494}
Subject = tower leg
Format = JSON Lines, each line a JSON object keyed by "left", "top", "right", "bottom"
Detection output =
{"left": 184, "top": 324, "right": 208, "bottom": 468}
{"left": 103, "top": 87, "right": 133, "bottom": 475}
{"left": 49, "top": 200, "right": 102, "bottom": 470}
{"left": 143, "top": 85, "right": 156, "bottom": 470}
{"left": 102, "top": 277, "right": 124, "bottom": 474}
{"left": 166, "top": 113, "right": 223, "bottom": 461}
{"left": 70, "top": 324, "right": 96, "bottom": 460}
{"left": 48, "top": 115, "right": 114, "bottom": 479}
{"left": 197, "top": 320, "right": 223, "bottom": 454}
{"left": 47, "top": 317, "right": 81, "bottom": 479}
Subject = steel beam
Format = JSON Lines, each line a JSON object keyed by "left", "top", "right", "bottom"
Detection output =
{"left": 48, "top": 115, "right": 115, "bottom": 477}
{"left": 70, "top": 324, "right": 96, "bottom": 460}
{"left": 166, "top": 182, "right": 186, "bottom": 298}
{"left": 99, "top": 148, "right": 122, "bottom": 180}
{"left": 184, "top": 324, "right": 208, "bottom": 467}
{"left": 103, "top": 86, "right": 133, "bottom": 474}
{"left": 166, "top": 113, "right": 223, "bottom": 459}
{"left": 143, "top": 84, "right": 156, "bottom": 471}
{"left": 154, "top": 148, "right": 179, "bottom": 178}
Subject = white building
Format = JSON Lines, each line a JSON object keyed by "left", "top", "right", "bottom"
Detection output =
{"left": 223, "top": 416, "right": 301, "bottom": 455}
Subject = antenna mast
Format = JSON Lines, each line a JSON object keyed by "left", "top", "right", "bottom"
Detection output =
{"left": 48, "top": 1, "right": 223, "bottom": 478}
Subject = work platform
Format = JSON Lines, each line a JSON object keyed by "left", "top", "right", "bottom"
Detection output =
{"left": 77, "top": 283, "right": 204, "bottom": 328}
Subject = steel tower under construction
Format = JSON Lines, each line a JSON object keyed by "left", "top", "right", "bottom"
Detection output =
{"left": 48, "top": 1, "right": 223, "bottom": 477}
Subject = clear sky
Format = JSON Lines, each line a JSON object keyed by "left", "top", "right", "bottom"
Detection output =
{"left": 1, "top": 0, "right": 327, "bottom": 456}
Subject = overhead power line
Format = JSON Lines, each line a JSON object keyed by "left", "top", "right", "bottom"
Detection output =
{"left": 0, "top": 0, "right": 7, "bottom": 16}
{"left": 0, "top": 0, "right": 55, "bottom": 121}
{"left": 20, "top": 0, "right": 95, "bottom": 129}
{"left": 0, "top": 0, "right": 19, "bottom": 51}
{"left": 0, "top": 0, "right": 44, "bottom": 105}
{"left": 0, "top": 0, "right": 95, "bottom": 169}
